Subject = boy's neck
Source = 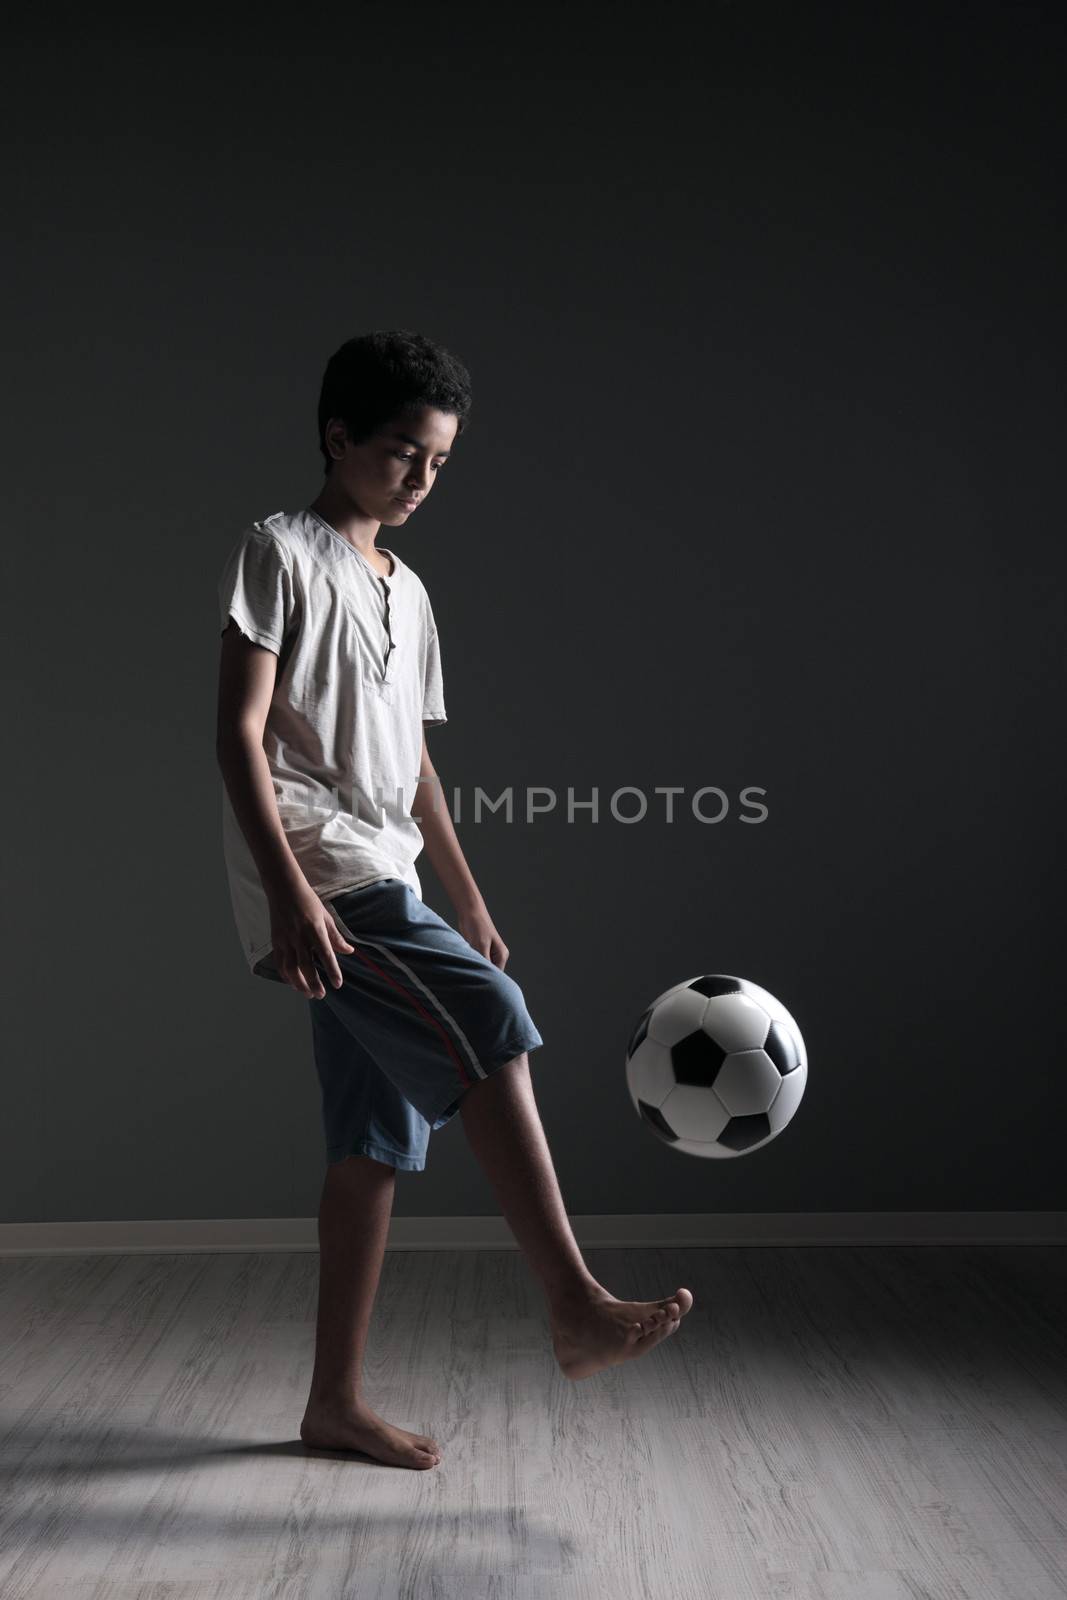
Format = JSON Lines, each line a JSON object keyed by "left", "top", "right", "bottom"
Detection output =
{"left": 308, "top": 489, "right": 384, "bottom": 565}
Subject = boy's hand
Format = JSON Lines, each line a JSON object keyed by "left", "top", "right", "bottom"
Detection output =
{"left": 267, "top": 883, "right": 355, "bottom": 999}
{"left": 457, "top": 903, "right": 509, "bottom": 970}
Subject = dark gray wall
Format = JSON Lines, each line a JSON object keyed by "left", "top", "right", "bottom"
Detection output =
{"left": 5, "top": 3, "right": 1064, "bottom": 1222}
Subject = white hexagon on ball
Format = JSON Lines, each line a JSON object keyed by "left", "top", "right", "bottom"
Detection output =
{"left": 660, "top": 1084, "right": 732, "bottom": 1142}
{"left": 703, "top": 993, "right": 770, "bottom": 1053}
{"left": 767, "top": 1064, "right": 806, "bottom": 1132}
{"left": 647, "top": 988, "right": 709, "bottom": 1047}
{"left": 736, "top": 978, "right": 806, "bottom": 1070}
{"left": 713, "top": 1049, "right": 783, "bottom": 1116}
{"left": 625, "top": 1035, "right": 676, "bottom": 1111}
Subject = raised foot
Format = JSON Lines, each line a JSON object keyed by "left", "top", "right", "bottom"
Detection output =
{"left": 300, "top": 1401, "right": 442, "bottom": 1469}
{"left": 550, "top": 1286, "right": 695, "bottom": 1381}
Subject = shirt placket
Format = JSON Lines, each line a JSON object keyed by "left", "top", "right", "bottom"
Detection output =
{"left": 377, "top": 575, "right": 395, "bottom": 684}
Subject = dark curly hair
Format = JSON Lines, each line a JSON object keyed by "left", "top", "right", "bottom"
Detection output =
{"left": 317, "top": 329, "right": 473, "bottom": 476}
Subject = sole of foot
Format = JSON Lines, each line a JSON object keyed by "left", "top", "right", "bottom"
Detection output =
{"left": 300, "top": 1403, "right": 442, "bottom": 1469}
{"left": 550, "top": 1285, "right": 695, "bottom": 1381}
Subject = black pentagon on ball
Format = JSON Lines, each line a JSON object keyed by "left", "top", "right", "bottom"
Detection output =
{"left": 763, "top": 1019, "right": 800, "bottom": 1075}
{"left": 686, "top": 975, "right": 743, "bottom": 999}
{"left": 627, "top": 1007, "right": 653, "bottom": 1059}
{"left": 671, "top": 1029, "right": 728, "bottom": 1088}
{"left": 717, "top": 1112, "right": 771, "bottom": 1151}
{"left": 637, "top": 1099, "right": 679, "bottom": 1141}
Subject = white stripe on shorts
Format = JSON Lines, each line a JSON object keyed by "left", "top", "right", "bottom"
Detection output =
{"left": 338, "top": 930, "right": 491, "bottom": 1084}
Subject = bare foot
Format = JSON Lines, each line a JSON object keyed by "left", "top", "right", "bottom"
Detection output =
{"left": 550, "top": 1285, "right": 695, "bottom": 1381}
{"left": 300, "top": 1401, "right": 442, "bottom": 1469}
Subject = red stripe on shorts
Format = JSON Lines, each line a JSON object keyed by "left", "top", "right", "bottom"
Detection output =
{"left": 343, "top": 942, "right": 476, "bottom": 1091}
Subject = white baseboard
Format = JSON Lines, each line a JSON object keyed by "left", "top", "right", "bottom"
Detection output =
{"left": 0, "top": 1212, "right": 1063, "bottom": 1256}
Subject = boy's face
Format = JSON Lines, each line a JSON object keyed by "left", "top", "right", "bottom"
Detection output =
{"left": 325, "top": 405, "right": 459, "bottom": 525}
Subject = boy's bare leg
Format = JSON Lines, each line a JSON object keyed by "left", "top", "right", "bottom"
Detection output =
{"left": 300, "top": 1153, "right": 442, "bottom": 1469}
{"left": 459, "top": 1053, "right": 694, "bottom": 1380}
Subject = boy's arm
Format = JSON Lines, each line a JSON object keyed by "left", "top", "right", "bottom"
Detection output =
{"left": 215, "top": 622, "right": 309, "bottom": 900}
{"left": 412, "top": 731, "right": 485, "bottom": 914}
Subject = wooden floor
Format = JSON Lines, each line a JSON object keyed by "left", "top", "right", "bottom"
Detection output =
{"left": 0, "top": 1243, "right": 1064, "bottom": 1599}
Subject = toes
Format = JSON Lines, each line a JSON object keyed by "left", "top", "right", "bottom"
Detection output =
{"left": 634, "top": 1316, "right": 675, "bottom": 1349}
{"left": 635, "top": 1307, "right": 684, "bottom": 1348}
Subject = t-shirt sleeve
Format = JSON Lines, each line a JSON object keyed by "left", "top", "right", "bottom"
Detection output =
{"left": 217, "top": 526, "right": 295, "bottom": 655}
{"left": 422, "top": 600, "right": 447, "bottom": 726}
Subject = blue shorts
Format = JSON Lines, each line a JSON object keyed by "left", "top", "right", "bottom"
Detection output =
{"left": 307, "top": 877, "right": 544, "bottom": 1172}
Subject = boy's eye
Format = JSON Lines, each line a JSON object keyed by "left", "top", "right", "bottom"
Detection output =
{"left": 395, "top": 452, "right": 445, "bottom": 469}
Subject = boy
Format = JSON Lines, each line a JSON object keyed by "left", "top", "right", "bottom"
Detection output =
{"left": 215, "top": 330, "right": 693, "bottom": 1471}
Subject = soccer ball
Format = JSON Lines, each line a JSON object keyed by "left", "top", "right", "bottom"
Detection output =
{"left": 625, "top": 975, "right": 807, "bottom": 1158}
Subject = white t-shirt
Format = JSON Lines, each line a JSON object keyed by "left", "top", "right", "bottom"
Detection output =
{"left": 217, "top": 507, "right": 447, "bottom": 981}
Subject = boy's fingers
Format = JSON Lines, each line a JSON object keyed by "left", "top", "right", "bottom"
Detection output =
{"left": 303, "top": 957, "right": 326, "bottom": 998}
{"left": 281, "top": 953, "right": 319, "bottom": 999}
{"left": 314, "top": 940, "right": 344, "bottom": 991}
